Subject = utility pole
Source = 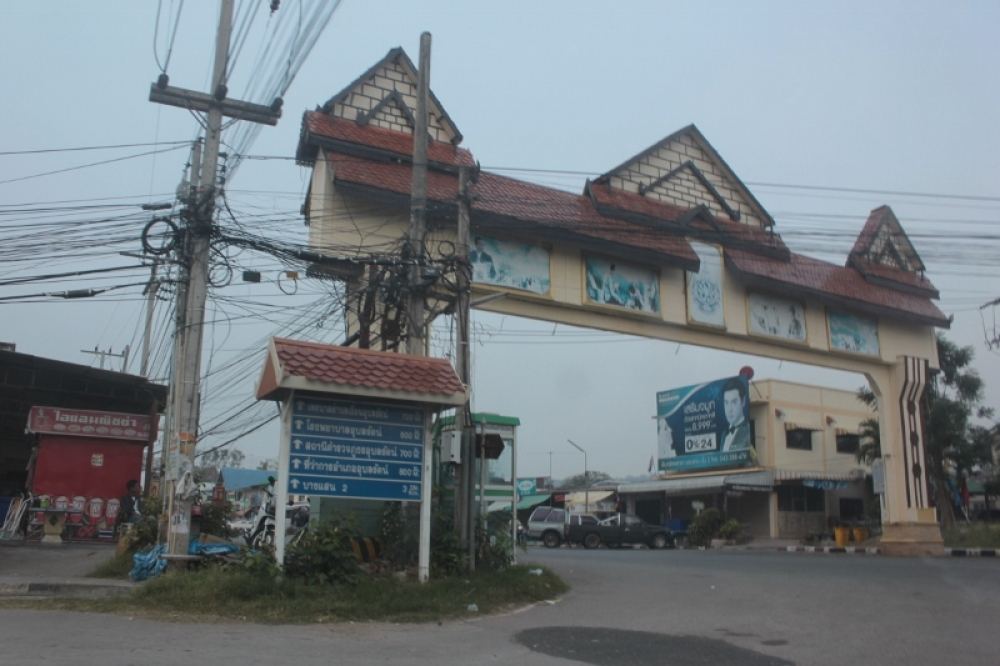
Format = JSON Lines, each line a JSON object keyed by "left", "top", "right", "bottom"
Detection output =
{"left": 140, "top": 262, "right": 160, "bottom": 377}
{"left": 81, "top": 346, "right": 129, "bottom": 372}
{"left": 405, "top": 32, "right": 431, "bottom": 357}
{"left": 404, "top": 32, "right": 434, "bottom": 583}
{"left": 567, "top": 438, "right": 589, "bottom": 514}
{"left": 150, "top": 0, "right": 281, "bottom": 556}
{"left": 454, "top": 166, "right": 475, "bottom": 569}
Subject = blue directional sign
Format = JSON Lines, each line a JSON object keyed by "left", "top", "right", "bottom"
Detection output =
{"left": 287, "top": 395, "right": 425, "bottom": 502}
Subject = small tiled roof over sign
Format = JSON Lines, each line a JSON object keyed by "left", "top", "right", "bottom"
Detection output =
{"left": 256, "top": 337, "right": 466, "bottom": 406}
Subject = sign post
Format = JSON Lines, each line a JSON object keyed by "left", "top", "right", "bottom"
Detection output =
{"left": 275, "top": 393, "right": 427, "bottom": 569}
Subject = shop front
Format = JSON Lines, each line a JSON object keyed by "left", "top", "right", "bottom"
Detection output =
{"left": 26, "top": 406, "right": 155, "bottom": 543}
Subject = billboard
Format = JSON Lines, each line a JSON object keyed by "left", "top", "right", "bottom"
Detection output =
{"left": 656, "top": 375, "right": 754, "bottom": 473}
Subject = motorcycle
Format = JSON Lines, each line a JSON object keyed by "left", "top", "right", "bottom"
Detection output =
{"left": 243, "top": 476, "right": 310, "bottom": 549}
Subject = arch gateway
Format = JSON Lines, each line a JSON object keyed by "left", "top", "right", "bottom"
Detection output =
{"left": 295, "top": 47, "right": 948, "bottom": 554}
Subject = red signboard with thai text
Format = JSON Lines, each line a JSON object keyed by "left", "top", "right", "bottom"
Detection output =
{"left": 27, "top": 406, "right": 154, "bottom": 441}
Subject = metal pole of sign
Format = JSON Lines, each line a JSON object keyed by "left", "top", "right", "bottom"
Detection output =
{"left": 510, "top": 427, "right": 518, "bottom": 564}
{"left": 418, "top": 410, "right": 433, "bottom": 582}
{"left": 275, "top": 397, "right": 292, "bottom": 567}
{"left": 479, "top": 421, "right": 487, "bottom": 521}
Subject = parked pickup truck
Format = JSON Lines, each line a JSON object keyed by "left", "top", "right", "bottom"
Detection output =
{"left": 567, "top": 512, "right": 674, "bottom": 550}
{"left": 527, "top": 507, "right": 603, "bottom": 548}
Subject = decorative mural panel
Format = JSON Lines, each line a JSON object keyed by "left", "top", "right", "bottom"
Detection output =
{"left": 686, "top": 241, "right": 725, "bottom": 328}
{"left": 828, "top": 311, "right": 880, "bottom": 356}
{"left": 469, "top": 235, "right": 550, "bottom": 295}
{"left": 584, "top": 256, "right": 660, "bottom": 314}
{"left": 747, "top": 293, "right": 807, "bottom": 342}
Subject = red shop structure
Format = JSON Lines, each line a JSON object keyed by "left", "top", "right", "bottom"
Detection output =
{"left": 27, "top": 406, "right": 156, "bottom": 543}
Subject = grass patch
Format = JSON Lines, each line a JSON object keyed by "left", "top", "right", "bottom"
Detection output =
{"left": 943, "top": 523, "right": 1000, "bottom": 549}
{"left": 2, "top": 565, "right": 567, "bottom": 624}
{"left": 86, "top": 552, "right": 133, "bottom": 579}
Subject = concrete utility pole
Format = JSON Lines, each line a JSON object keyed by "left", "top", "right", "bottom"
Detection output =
{"left": 454, "top": 166, "right": 475, "bottom": 570}
{"left": 567, "top": 438, "right": 589, "bottom": 514}
{"left": 404, "top": 32, "right": 435, "bottom": 583}
{"left": 405, "top": 32, "right": 431, "bottom": 357}
{"left": 150, "top": 0, "right": 281, "bottom": 556}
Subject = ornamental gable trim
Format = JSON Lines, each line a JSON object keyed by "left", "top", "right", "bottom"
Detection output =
{"left": 320, "top": 47, "right": 461, "bottom": 145}
{"left": 598, "top": 124, "right": 774, "bottom": 229}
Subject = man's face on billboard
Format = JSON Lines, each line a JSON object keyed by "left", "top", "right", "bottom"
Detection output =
{"left": 723, "top": 388, "right": 744, "bottom": 426}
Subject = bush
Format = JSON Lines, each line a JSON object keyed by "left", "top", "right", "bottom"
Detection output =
{"left": 431, "top": 514, "right": 464, "bottom": 577}
{"left": 197, "top": 501, "right": 234, "bottom": 538}
{"left": 283, "top": 518, "right": 360, "bottom": 585}
{"left": 717, "top": 518, "right": 743, "bottom": 542}
{"left": 117, "top": 494, "right": 162, "bottom": 553}
{"left": 379, "top": 502, "right": 418, "bottom": 569}
{"left": 944, "top": 523, "right": 1000, "bottom": 549}
{"left": 476, "top": 512, "right": 514, "bottom": 571}
{"left": 687, "top": 508, "right": 723, "bottom": 547}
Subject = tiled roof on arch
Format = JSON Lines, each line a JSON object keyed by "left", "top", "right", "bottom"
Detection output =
{"left": 726, "top": 249, "right": 948, "bottom": 327}
{"left": 327, "top": 152, "right": 700, "bottom": 268}
{"left": 299, "top": 112, "right": 475, "bottom": 168}
{"left": 300, "top": 85, "right": 949, "bottom": 329}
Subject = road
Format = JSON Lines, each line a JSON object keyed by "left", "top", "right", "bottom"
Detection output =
{"left": 2, "top": 546, "right": 997, "bottom": 665}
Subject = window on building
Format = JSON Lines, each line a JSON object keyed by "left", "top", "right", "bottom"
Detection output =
{"left": 836, "top": 433, "right": 860, "bottom": 455}
{"left": 777, "top": 485, "right": 825, "bottom": 512}
{"left": 786, "top": 428, "right": 814, "bottom": 450}
{"left": 749, "top": 419, "right": 757, "bottom": 448}
{"left": 839, "top": 497, "right": 865, "bottom": 521}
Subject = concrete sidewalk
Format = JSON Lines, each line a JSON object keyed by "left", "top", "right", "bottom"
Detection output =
{"left": 0, "top": 540, "right": 136, "bottom": 598}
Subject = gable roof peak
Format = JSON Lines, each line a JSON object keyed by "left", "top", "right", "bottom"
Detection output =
{"left": 849, "top": 205, "right": 925, "bottom": 272}
{"left": 597, "top": 124, "right": 775, "bottom": 230}
{"left": 318, "top": 46, "right": 463, "bottom": 146}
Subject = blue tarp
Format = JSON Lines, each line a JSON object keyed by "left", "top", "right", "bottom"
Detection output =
{"left": 220, "top": 467, "right": 273, "bottom": 492}
{"left": 188, "top": 538, "right": 239, "bottom": 557}
{"left": 130, "top": 545, "right": 167, "bottom": 581}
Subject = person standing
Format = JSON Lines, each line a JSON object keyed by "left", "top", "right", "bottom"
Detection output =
{"left": 117, "top": 479, "right": 142, "bottom": 532}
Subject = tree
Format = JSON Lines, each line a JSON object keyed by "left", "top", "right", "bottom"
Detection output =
{"left": 854, "top": 387, "right": 881, "bottom": 466}
{"left": 857, "top": 335, "right": 995, "bottom": 529}
{"left": 256, "top": 458, "right": 279, "bottom": 471}
{"left": 924, "top": 336, "right": 994, "bottom": 529}
{"left": 194, "top": 448, "right": 246, "bottom": 483}
{"left": 559, "top": 470, "right": 611, "bottom": 490}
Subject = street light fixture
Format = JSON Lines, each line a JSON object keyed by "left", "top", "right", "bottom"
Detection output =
{"left": 566, "top": 438, "right": 589, "bottom": 514}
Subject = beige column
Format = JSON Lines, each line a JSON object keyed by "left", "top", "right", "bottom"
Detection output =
{"left": 867, "top": 357, "right": 942, "bottom": 555}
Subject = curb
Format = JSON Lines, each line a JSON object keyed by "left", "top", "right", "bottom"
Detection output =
{"left": 783, "top": 545, "right": 880, "bottom": 555}
{"left": 0, "top": 579, "right": 136, "bottom": 599}
{"left": 945, "top": 548, "right": 997, "bottom": 557}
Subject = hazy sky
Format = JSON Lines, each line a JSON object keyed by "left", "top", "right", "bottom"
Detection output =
{"left": 1, "top": 1, "right": 998, "bottom": 480}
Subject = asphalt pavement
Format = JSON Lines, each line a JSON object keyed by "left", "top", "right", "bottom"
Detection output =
{"left": 1, "top": 544, "right": 997, "bottom": 665}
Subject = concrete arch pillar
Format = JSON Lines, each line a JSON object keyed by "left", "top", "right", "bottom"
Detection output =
{"left": 867, "top": 356, "right": 942, "bottom": 554}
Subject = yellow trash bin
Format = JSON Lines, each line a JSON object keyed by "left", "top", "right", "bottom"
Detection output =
{"left": 852, "top": 527, "right": 868, "bottom": 543}
{"left": 834, "top": 526, "right": 850, "bottom": 547}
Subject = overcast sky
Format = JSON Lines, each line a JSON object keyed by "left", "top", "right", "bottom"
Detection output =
{"left": 1, "top": 1, "right": 998, "bottom": 481}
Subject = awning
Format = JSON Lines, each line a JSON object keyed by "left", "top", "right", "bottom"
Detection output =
{"left": 487, "top": 501, "right": 511, "bottom": 513}
{"left": 784, "top": 422, "right": 823, "bottom": 431}
{"left": 516, "top": 493, "right": 551, "bottom": 510}
{"left": 617, "top": 470, "right": 774, "bottom": 496}
{"left": 562, "top": 490, "right": 614, "bottom": 508}
{"left": 774, "top": 469, "right": 865, "bottom": 482}
{"left": 724, "top": 470, "right": 775, "bottom": 492}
